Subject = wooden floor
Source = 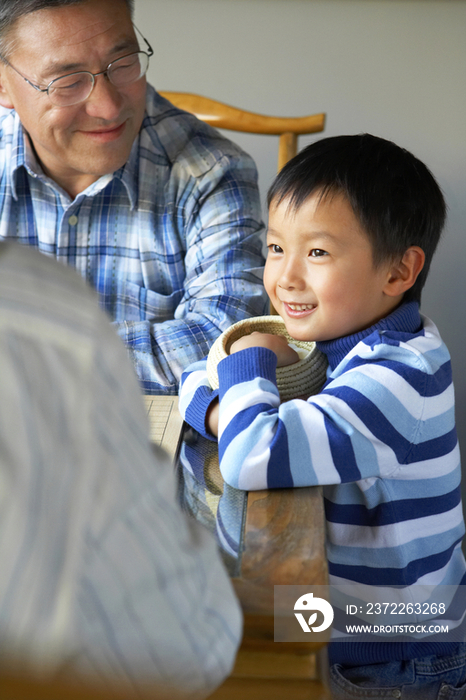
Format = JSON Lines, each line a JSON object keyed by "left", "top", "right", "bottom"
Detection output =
{"left": 207, "top": 647, "right": 331, "bottom": 699}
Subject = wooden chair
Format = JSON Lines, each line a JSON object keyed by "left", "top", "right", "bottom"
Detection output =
{"left": 154, "top": 98, "right": 330, "bottom": 698}
{"left": 159, "top": 92, "right": 326, "bottom": 172}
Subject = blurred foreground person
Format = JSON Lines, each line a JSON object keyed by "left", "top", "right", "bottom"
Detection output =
{"left": 0, "top": 241, "right": 241, "bottom": 698}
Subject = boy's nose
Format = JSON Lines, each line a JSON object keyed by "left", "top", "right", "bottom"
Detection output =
{"left": 278, "top": 259, "right": 306, "bottom": 290}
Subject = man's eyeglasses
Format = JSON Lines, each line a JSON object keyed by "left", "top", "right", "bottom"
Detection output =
{"left": 0, "top": 27, "right": 153, "bottom": 107}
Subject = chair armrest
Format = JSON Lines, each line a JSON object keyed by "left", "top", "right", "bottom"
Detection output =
{"left": 234, "top": 487, "right": 327, "bottom": 614}
{"left": 233, "top": 487, "right": 328, "bottom": 654}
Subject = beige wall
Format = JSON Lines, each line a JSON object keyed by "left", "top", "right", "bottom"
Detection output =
{"left": 136, "top": 0, "right": 466, "bottom": 473}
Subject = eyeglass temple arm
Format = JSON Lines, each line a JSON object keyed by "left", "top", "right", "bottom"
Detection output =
{"left": 0, "top": 56, "right": 46, "bottom": 93}
{"left": 133, "top": 25, "right": 153, "bottom": 57}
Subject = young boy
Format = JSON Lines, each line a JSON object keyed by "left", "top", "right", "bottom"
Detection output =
{"left": 179, "top": 134, "right": 466, "bottom": 698}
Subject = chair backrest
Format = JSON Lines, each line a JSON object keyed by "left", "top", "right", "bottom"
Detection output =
{"left": 159, "top": 91, "right": 326, "bottom": 171}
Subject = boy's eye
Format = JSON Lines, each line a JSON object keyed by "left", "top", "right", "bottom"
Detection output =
{"left": 310, "top": 249, "right": 328, "bottom": 257}
{"left": 268, "top": 243, "right": 283, "bottom": 254}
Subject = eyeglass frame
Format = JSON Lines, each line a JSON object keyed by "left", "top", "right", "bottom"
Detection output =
{"left": 0, "top": 25, "right": 153, "bottom": 106}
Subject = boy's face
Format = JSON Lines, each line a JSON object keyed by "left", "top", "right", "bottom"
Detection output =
{"left": 264, "top": 191, "right": 402, "bottom": 343}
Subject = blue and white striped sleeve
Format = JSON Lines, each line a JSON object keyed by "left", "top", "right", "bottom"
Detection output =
{"left": 216, "top": 339, "right": 456, "bottom": 492}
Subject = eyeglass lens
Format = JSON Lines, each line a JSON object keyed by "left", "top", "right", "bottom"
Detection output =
{"left": 47, "top": 52, "right": 150, "bottom": 106}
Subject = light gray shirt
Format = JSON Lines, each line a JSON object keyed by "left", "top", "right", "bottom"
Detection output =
{"left": 0, "top": 241, "right": 241, "bottom": 697}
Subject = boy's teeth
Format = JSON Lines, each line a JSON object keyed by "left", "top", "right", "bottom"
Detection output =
{"left": 288, "top": 304, "right": 314, "bottom": 310}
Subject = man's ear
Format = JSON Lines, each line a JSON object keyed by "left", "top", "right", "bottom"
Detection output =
{"left": 0, "top": 66, "right": 14, "bottom": 109}
{"left": 384, "top": 246, "right": 425, "bottom": 298}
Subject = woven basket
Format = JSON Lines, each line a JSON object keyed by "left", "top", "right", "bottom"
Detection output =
{"left": 206, "top": 315, "right": 328, "bottom": 401}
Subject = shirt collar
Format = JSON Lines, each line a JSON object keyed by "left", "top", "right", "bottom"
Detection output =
{"left": 8, "top": 111, "right": 29, "bottom": 200}
{"left": 112, "top": 134, "right": 139, "bottom": 210}
{"left": 8, "top": 110, "right": 139, "bottom": 208}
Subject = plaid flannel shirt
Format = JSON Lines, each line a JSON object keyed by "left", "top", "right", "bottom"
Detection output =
{"left": 0, "top": 86, "right": 267, "bottom": 393}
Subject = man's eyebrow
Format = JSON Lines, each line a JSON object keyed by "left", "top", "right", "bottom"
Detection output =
{"left": 41, "top": 39, "right": 139, "bottom": 80}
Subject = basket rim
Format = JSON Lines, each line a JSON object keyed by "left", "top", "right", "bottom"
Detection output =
{"left": 206, "top": 315, "right": 328, "bottom": 400}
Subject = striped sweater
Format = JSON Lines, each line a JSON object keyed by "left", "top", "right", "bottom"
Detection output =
{"left": 179, "top": 302, "right": 466, "bottom": 664}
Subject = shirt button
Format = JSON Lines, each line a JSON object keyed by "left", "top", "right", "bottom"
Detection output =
{"left": 68, "top": 215, "right": 78, "bottom": 226}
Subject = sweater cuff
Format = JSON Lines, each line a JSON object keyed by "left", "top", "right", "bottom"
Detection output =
{"left": 217, "top": 347, "right": 277, "bottom": 398}
{"left": 184, "top": 385, "right": 219, "bottom": 441}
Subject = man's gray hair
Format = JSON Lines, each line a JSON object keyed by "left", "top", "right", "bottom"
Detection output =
{"left": 0, "top": 0, "right": 135, "bottom": 60}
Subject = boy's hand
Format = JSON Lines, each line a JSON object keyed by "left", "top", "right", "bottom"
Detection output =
{"left": 206, "top": 398, "right": 219, "bottom": 437}
{"left": 230, "top": 332, "right": 300, "bottom": 367}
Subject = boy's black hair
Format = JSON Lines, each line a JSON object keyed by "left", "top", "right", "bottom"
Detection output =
{"left": 267, "top": 133, "right": 446, "bottom": 303}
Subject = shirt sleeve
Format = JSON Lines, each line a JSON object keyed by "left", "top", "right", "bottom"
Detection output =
{"left": 216, "top": 344, "right": 436, "bottom": 491}
{"left": 116, "top": 149, "right": 268, "bottom": 395}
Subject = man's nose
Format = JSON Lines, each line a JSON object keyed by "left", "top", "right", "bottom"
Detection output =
{"left": 84, "top": 74, "right": 123, "bottom": 120}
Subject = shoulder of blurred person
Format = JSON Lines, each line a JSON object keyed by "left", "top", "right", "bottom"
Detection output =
{"left": 0, "top": 241, "right": 242, "bottom": 697}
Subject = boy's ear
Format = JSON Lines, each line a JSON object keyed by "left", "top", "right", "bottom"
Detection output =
{"left": 0, "top": 66, "right": 14, "bottom": 109}
{"left": 384, "top": 246, "right": 425, "bottom": 297}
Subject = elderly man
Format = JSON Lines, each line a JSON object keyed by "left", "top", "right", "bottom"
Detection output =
{"left": 0, "top": 0, "right": 267, "bottom": 393}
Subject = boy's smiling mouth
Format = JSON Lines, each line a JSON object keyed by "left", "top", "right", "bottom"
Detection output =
{"left": 286, "top": 303, "right": 316, "bottom": 311}
{"left": 283, "top": 302, "right": 317, "bottom": 317}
